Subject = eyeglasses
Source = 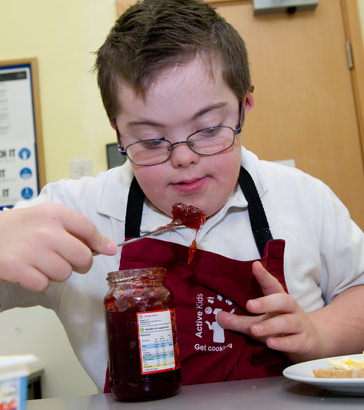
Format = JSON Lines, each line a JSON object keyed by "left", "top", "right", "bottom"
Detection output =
{"left": 117, "top": 104, "right": 244, "bottom": 166}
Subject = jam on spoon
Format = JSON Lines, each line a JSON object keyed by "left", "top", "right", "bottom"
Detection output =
{"left": 141, "top": 203, "right": 207, "bottom": 263}
{"left": 102, "top": 203, "right": 207, "bottom": 262}
{"left": 169, "top": 203, "right": 207, "bottom": 263}
{"left": 171, "top": 203, "right": 207, "bottom": 230}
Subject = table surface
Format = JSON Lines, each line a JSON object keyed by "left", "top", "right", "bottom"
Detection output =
{"left": 27, "top": 376, "right": 364, "bottom": 409}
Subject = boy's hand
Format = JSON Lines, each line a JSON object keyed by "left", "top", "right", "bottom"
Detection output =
{"left": 0, "top": 203, "right": 117, "bottom": 292}
{"left": 217, "top": 261, "right": 321, "bottom": 362}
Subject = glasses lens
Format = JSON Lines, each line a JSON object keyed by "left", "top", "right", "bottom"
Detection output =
{"left": 189, "top": 126, "right": 235, "bottom": 155}
{"left": 126, "top": 139, "right": 171, "bottom": 165}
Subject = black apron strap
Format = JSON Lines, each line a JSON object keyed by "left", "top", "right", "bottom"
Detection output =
{"left": 125, "top": 166, "right": 273, "bottom": 257}
{"left": 125, "top": 176, "right": 145, "bottom": 239}
{"left": 238, "top": 166, "right": 273, "bottom": 257}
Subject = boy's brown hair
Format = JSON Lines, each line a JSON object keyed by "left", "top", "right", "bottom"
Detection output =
{"left": 95, "top": 0, "right": 251, "bottom": 123}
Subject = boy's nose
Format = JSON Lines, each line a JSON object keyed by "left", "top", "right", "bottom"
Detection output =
{"left": 169, "top": 143, "right": 200, "bottom": 168}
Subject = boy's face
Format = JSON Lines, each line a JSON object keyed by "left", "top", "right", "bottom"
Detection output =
{"left": 114, "top": 56, "right": 243, "bottom": 218}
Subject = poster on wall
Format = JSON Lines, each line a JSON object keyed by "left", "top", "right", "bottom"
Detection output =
{"left": 0, "top": 58, "right": 45, "bottom": 209}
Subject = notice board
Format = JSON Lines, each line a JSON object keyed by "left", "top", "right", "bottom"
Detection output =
{"left": 0, "top": 58, "right": 45, "bottom": 209}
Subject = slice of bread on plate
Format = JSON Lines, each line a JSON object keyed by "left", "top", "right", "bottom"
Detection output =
{"left": 313, "top": 352, "right": 364, "bottom": 378}
{"left": 313, "top": 368, "right": 364, "bottom": 378}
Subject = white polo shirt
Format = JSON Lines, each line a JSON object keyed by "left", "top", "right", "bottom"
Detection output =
{"left": 1, "top": 147, "right": 364, "bottom": 390}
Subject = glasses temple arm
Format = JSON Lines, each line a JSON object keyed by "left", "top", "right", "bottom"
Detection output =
{"left": 116, "top": 127, "right": 127, "bottom": 155}
{"left": 235, "top": 102, "right": 245, "bottom": 133}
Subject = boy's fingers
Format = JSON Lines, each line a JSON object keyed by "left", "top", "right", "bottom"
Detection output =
{"left": 252, "top": 261, "right": 285, "bottom": 296}
{"left": 56, "top": 233, "right": 116, "bottom": 273}
{"left": 0, "top": 204, "right": 117, "bottom": 292}
{"left": 247, "top": 293, "right": 295, "bottom": 315}
{"left": 12, "top": 265, "right": 51, "bottom": 293}
{"left": 217, "top": 310, "right": 263, "bottom": 335}
{"left": 54, "top": 206, "right": 117, "bottom": 256}
{"left": 266, "top": 333, "right": 306, "bottom": 353}
{"left": 91, "top": 234, "right": 118, "bottom": 256}
{"left": 250, "top": 312, "right": 299, "bottom": 338}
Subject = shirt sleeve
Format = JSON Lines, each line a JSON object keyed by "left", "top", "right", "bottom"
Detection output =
{"left": 318, "top": 183, "right": 364, "bottom": 304}
{"left": 0, "top": 279, "right": 63, "bottom": 312}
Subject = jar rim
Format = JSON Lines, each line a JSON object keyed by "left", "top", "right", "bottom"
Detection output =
{"left": 106, "top": 267, "right": 167, "bottom": 284}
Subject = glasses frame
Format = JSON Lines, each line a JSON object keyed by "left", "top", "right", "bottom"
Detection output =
{"left": 116, "top": 102, "right": 244, "bottom": 166}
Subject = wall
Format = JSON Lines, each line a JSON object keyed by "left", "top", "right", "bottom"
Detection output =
{"left": 359, "top": 0, "right": 364, "bottom": 45}
{"left": 0, "top": 0, "right": 119, "bottom": 185}
{"left": 0, "top": 0, "right": 364, "bottom": 400}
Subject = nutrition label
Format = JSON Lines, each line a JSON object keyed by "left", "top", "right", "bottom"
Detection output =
{"left": 137, "top": 309, "right": 178, "bottom": 374}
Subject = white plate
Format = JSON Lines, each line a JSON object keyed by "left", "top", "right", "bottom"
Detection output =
{"left": 283, "top": 354, "right": 364, "bottom": 395}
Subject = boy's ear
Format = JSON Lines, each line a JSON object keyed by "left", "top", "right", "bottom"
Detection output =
{"left": 110, "top": 121, "right": 116, "bottom": 131}
{"left": 244, "top": 90, "right": 254, "bottom": 115}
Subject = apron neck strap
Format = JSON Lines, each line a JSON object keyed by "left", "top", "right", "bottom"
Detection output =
{"left": 125, "top": 176, "right": 145, "bottom": 239}
{"left": 238, "top": 166, "right": 273, "bottom": 257}
{"left": 125, "top": 167, "right": 273, "bottom": 257}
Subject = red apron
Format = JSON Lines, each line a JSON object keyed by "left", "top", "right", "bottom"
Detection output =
{"left": 104, "top": 167, "right": 290, "bottom": 390}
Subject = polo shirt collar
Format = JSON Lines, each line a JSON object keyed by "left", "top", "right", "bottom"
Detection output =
{"left": 96, "top": 161, "right": 134, "bottom": 221}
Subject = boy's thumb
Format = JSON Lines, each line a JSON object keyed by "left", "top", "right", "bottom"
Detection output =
{"left": 92, "top": 235, "right": 118, "bottom": 256}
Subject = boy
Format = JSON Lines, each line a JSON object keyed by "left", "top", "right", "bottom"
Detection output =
{"left": 1, "top": 0, "right": 364, "bottom": 389}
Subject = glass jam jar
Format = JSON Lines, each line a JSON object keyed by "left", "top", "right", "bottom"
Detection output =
{"left": 104, "top": 267, "right": 181, "bottom": 401}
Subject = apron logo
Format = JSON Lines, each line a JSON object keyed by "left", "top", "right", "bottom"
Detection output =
{"left": 205, "top": 308, "right": 224, "bottom": 343}
{"left": 195, "top": 293, "right": 204, "bottom": 338}
{"left": 194, "top": 292, "right": 235, "bottom": 352}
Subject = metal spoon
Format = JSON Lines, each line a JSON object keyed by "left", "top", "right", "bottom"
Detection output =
{"left": 92, "top": 223, "right": 182, "bottom": 255}
{"left": 116, "top": 225, "right": 180, "bottom": 247}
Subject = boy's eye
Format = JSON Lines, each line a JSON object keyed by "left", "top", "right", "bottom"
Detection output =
{"left": 139, "top": 139, "right": 166, "bottom": 149}
{"left": 196, "top": 127, "right": 222, "bottom": 138}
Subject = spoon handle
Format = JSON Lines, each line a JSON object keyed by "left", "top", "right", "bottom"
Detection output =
{"left": 92, "top": 225, "right": 176, "bottom": 256}
{"left": 116, "top": 226, "right": 173, "bottom": 246}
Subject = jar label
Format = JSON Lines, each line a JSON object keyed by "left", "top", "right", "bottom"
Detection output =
{"left": 136, "top": 309, "right": 180, "bottom": 375}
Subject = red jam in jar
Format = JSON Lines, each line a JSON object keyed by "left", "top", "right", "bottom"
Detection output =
{"left": 104, "top": 268, "right": 181, "bottom": 401}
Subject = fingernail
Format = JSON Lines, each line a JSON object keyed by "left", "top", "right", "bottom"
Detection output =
{"left": 107, "top": 240, "right": 117, "bottom": 253}
{"left": 252, "top": 324, "right": 263, "bottom": 335}
{"left": 247, "top": 299, "right": 259, "bottom": 311}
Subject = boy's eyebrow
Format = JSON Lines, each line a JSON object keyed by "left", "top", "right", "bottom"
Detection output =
{"left": 126, "top": 102, "right": 228, "bottom": 128}
{"left": 191, "top": 102, "right": 228, "bottom": 121}
{"left": 127, "top": 119, "right": 163, "bottom": 128}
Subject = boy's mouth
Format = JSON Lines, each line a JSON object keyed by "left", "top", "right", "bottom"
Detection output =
{"left": 172, "top": 177, "right": 208, "bottom": 194}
